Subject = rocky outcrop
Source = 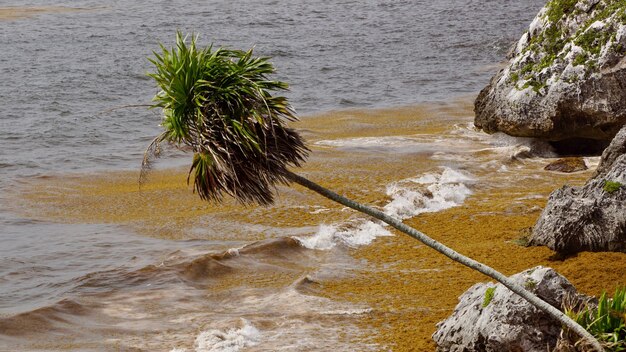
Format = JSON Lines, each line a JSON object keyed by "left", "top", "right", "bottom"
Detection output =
{"left": 475, "top": 0, "right": 626, "bottom": 146}
{"left": 530, "top": 125, "right": 626, "bottom": 253}
{"left": 433, "top": 267, "right": 587, "bottom": 352}
{"left": 544, "top": 157, "right": 588, "bottom": 172}
{"left": 595, "top": 123, "right": 626, "bottom": 176}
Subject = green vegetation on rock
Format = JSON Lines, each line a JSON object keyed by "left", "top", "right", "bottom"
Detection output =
{"left": 524, "top": 278, "right": 538, "bottom": 290}
{"left": 513, "top": 0, "right": 626, "bottom": 92}
{"left": 603, "top": 180, "right": 623, "bottom": 193}
{"left": 483, "top": 287, "right": 496, "bottom": 308}
{"left": 545, "top": 0, "right": 578, "bottom": 23}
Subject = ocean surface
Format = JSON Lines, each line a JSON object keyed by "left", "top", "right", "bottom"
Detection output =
{"left": 0, "top": 1, "right": 548, "bottom": 351}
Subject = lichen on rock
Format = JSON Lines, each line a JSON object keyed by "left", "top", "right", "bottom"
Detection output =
{"left": 475, "top": 0, "right": 626, "bottom": 145}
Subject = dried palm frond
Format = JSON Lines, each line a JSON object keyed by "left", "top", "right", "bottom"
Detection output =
{"left": 143, "top": 31, "right": 308, "bottom": 205}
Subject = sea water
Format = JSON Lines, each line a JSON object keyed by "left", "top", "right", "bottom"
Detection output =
{"left": 0, "top": 1, "right": 547, "bottom": 350}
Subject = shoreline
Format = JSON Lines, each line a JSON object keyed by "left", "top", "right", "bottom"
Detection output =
{"left": 7, "top": 99, "right": 626, "bottom": 350}
{"left": 324, "top": 171, "right": 626, "bottom": 351}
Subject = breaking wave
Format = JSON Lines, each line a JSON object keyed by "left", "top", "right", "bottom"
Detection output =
{"left": 296, "top": 167, "right": 475, "bottom": 250}
{"left": 384, "top": 167, "right": 475, "bottom": 219}
{"left": 170, "top": 319, "right": 261, "bottom": 352}
{"left": 295, "top": 221, "right": 392, "bottom": 250}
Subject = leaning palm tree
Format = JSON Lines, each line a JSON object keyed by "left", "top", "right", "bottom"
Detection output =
{"left": 142, "top": 32, "right": 603, "bottom": 351}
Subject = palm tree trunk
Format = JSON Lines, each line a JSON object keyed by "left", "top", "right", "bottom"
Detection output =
{"left": 286, "top": 170, "right": 603, "bottom": 352}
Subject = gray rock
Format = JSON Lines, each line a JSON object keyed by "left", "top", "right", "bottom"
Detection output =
{"left": 595, "top": 124, "right": 626, "bottom": 177}
{"left": 433, "top": 267, "right": 585, "bottom": 352}
{"left": 475, "top": 0, "right": 626, "bottom": 145}
{"left": 531, "top": 125, "right": 626, "bottom": 253}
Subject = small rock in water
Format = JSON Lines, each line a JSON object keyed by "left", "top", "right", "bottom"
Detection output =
{"left": 432, "top": 266, "right": 589, "bottom": 352}
{"left": 544, "top": 157, "right": 588, "bottom": 173}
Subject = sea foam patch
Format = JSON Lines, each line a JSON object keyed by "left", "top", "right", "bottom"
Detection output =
{"left": 295, "top": 221, "right": 392, "bottom": 250}
{"left": 384, "top": 167, "right": 475, "bottom": 219}
{"left": 296, "top": 167, "right": 474, "bottom": 250}
{"left": 170, "top": 319, "right": 260, "bottom": 352}
{"left": 315, "top": 136, "right": 438, "bottom": 154}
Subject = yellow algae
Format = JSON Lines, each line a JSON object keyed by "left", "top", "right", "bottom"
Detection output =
{"left": 10, "top": 99, "right": 626, "bottom": 351}
{"left": 0, "top": 7, "right": 96, "bottom": 21}
{"left": 13, "top": 103, "right": 449, "bottom": 240}
{"left": 322, "top": 173, "right": 626, "bottom": 351}
{"left": 297, "top": 97, "right": 474, "bottom": 140}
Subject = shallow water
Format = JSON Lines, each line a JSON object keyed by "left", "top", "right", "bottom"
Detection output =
{"left": 0, "top": 1, "right": 551, "bottom": 351}
{"left": 4, "top": 101, "right": 579, "bottom": 351}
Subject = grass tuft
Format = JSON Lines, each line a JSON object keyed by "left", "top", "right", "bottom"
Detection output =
{"left": 603, "top": 180, "right": 623, "bottom": 193}
{"left": 563, "top": 287, "right": 626, "bottom": 351}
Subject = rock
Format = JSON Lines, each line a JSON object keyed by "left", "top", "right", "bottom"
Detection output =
{"left": 531, "top": 125, "right": 626, "bottom": 253}
{"left": 474, "top": 0, "right": 626, "bottom": 149}
{"left": 433, "top": 266, "right": 586, "bottom": 352}
{"left": 595, "top": 124, "right": 626, "bottom": 177}
{"left": 544, "top": 157, "right": 588, "bottom": 172}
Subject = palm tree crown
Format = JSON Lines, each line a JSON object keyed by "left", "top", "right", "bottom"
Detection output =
{"left": 143, "top": 31, "right": 308, "bottom": 205}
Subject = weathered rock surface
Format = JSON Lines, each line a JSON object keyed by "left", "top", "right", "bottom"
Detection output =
{"left": 531, "top": 125, "right": 626, "bottom": 253}
{"left": 544, "top": 157, "right": 588, "bottom": 172}
{"left": 433, "top": 266, "right": 585, "bottom": 352}
{"left": 475, "top": 0, "right": 626, "bottom": 146}
{"left": 595, "top": 123, "right": 626, "bottom": 176}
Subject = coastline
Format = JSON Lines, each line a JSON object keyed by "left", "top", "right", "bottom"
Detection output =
{"left": 8, "top": 98, "right": 626, "bottom": 350}
{"left": 324, "top": 172, "right": 626, "bottom": 351}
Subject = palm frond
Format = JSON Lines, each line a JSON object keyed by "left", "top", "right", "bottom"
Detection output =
{"left": 140, "top": 131, "right": 168, "bottom": 187}
{"left": 145, "top": 31, "right": 308, "bottom": 204}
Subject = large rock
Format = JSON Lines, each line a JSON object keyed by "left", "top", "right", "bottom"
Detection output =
{"left": 530, "top": 125, "right": 626, "bottom": 253}
{"left": 433, "top": 266, "right": 585, "bottom": 352}
{"left": 475, "top": 0, "right": 626, "bottom": 146}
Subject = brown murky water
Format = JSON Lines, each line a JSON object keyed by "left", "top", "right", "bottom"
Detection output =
{"left": 6, "top": 2, "right": 606, "bottom": 350}
{"left": 5, "top": 98, "right": 625, "bottom": 351}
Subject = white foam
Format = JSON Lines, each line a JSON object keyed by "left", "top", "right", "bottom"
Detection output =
{"left": 321, "top": 307, "right": 373, "bottom": 315}
{"left": 226, "top": 248, "right": 240, "bottom": 256}
{"left": 295, "top": 221, "right": 392, "bottom": 250}
{"left": 384, "top": 168, "right": 475, "bottom": 219}
{"left": 484, "top": 132, "right": 557, "bottom": 158}
{"left": 296, "top": 167, "right": 474, "bottom": 250}
{"left": 316, "top": 136, "right": 424, "bottom": 148}
{"left": 194, "top": 319, "right": 260, "bottom": 352}
{"left": 584, "top": 156, "right": 601, "bottom": 169}
{"left": 315, "top": 135, "right": 447, "bottom": 154}
{"left": 316, "top": 135, "right": 480, "bottom": 156}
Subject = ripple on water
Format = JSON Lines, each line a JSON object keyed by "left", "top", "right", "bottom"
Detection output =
{"left": 1, "top": 1, "right": 551, "bottom": 349}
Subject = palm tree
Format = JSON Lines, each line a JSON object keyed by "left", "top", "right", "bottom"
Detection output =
{"left": 142, "top": 32, "right": 603, "bottom": 352}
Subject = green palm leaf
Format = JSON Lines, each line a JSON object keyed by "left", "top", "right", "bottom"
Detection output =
{"left": 143, "top": 31, "right": 308, "bottom": 205}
